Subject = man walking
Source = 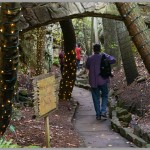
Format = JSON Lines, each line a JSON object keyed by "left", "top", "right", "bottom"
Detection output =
{"left": 86, "top": 44, "right": 116, "bottom": 120}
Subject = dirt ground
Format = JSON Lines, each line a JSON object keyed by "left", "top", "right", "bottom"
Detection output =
{"left": 4, "top": 101, "right": 82, "bottom": 148}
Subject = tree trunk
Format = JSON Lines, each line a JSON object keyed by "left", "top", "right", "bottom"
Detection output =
{"left": 0, "top": 2, "right": 21, "bottom": 136}
{"left": 89, "top": 17, "right": 94, "bottom": 56}
{"left": 36, "top": 27, "right": 46, "bottom": 75}
{"left": 102, "top": 18, "right": 121, "bottom": 66}
{"left": 59, "top": 19, "right": 76, "bottom": 101}
{"left": 116, "top": 21, "right": 139, "bottom": 85}
{"left": 93, "top": 17, "right": 99, "bottom": 44}
{"left": 82, "top": 18, "right": 89, "bottom": 55}
{"left": 116, "top": 2, "right": 150, "bottom": 74}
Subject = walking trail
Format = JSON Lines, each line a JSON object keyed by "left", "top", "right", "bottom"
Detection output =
{"left": 72, "top": 86, "right": 136, "bottom": 148}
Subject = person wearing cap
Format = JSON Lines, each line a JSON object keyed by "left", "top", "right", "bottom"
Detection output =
{"left": 86, "top": 44, "right": 116, "bottom": 120}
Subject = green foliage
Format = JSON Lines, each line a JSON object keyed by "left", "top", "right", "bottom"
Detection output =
{"left": 11, "top": 107, "right": 22, "bottom": 121}
{"left": 53, "top": 57, "right": 59, "bottom": 66}
{"left": 9, "top": 125, "right": 15, "bottom": 133}
{"left": 25, "top": 145, "right": 41, "bottom": 148}
{"left": 108, "top": 42, "right": 118, "bottom": 49}
{"left": 0, "top": 138, "right": 41, "bottom": 148}
{"left": 19, "top": 29, "right": 37, "bottom": 68}
{"left": 131, "top": 42, "right": 137, "bottom": 53}
{"left": 0, "top": 138, "right": 20, "bottom": 148}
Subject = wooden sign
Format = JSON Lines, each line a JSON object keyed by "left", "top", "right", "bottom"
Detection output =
{"left": 33, "top": 73, "right": 58, "bottom": 118}
{"left": 33, "top": 73, "right": 59, "bottom": 147}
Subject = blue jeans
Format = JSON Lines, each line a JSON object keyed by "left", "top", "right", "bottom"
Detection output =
{"left": 76, "top": 59, "right": 80, "bottom": 70}
{"left": 91, "top": 83, "right": 109, "bottom": 117}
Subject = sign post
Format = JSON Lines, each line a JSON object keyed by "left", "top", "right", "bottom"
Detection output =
{"left": 33, "top": 73, "right": 58, "bottom": 148}
{"left": 44, "top": 115, "right": 50, "bottom": 147}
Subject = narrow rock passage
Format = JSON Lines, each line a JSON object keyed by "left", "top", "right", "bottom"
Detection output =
{"left": 72, "top": 86, "right": 136, "bottom": 148}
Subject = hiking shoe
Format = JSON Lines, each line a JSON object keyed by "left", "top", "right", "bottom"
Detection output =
{"left": 96, "top": 116, "right": 101, "bottom": 120}
{"left": 101, "top": 113, "right": 107, "bottom": 119}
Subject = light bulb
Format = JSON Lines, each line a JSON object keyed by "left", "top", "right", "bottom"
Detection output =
{"left": 11, "top": 23, "right": 15, "bottom": 27}
{"left": 7, "top": 10, "right": 11, "bottom": 14}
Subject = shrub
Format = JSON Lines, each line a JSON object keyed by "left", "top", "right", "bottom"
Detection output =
{"left": 53, "top": 57, "right": 59, "bottom": 66}
{"left": 0, "top": 138, "right": 20, "bottom": 148}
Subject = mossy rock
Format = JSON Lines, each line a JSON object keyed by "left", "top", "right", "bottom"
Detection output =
{"left": 120, "top": 121, "right": 129, "bottom": 127}
{"left": 19, "top": 90, "right": 28, "bottom": 97}
{"left": 23, "top": 100, "right": 34, "bottom": 107}
{"left": 134, "top": 137, "right": 147, "bottom": 147}
{"left": 142, "top": 132, "right": 150, "bottom": 143}
{"left": 19, "top": 95, "right": 30, "bottom": 102}
{"left": 146, "top": 144, "right": 150, "bottom": 148}
{"left": 120, "top": 127, "right": 133, "bottom": 138}
{"left": 134, "top": 125, "right": 142, "bottom": 137}
{"left": 118, "top": 113, "right": 132, "bottom": 123}
{"left": 120, "top": 128, "right": 127, "bottom": 138}
{"left": 117, "top": 99, "right": 125, "bottom": 107}
{"left": 111, "top": 117, "right": 121, "bottom": 133}
{"left": 127, "top": 132, "right": 147, "bottom": 147}
{"left": 116, "top": 107, "right": 128, "bottom": 117}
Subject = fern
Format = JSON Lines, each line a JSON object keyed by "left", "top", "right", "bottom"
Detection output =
{"left": 0, "top": 138, "right": 20, "bottom": 148}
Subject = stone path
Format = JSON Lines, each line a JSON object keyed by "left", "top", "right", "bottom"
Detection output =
{"left": 72, "top": 86, "right": 136, "bottom": 148}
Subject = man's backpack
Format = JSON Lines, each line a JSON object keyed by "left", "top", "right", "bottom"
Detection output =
{"left": 99, "top": 54, "right": 113, "bottom": 78}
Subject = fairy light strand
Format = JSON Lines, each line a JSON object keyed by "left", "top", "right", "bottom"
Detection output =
{"left": 0, "top": 3, "right": 21, "bottom": 135}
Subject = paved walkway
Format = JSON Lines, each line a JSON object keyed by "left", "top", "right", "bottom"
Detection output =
{"left": 72, "top": 86, "right": 135, "bottom": 148}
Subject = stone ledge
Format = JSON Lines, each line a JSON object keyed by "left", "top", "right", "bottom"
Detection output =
{"left": 67, "top": 100, "right": 79, "bottom": 123}
{"left": 109, "top": 101, "right": 150, "bottom": 147}
{"left": 75, "top": 82, "right": 91, "bottom": 90}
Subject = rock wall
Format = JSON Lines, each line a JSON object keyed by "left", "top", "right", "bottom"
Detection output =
{"left": 17, "top": 2, "right": 150, "bottom": 33}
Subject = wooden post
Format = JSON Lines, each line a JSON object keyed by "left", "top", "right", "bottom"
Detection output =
{"left": 44, "top": 115, "right": 50, "bottom": 147}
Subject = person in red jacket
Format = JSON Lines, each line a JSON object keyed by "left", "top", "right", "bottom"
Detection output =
{"left": 75, "top": 43, "right": 81, "bottom": 71}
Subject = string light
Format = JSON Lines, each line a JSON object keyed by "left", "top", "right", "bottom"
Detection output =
{"left": 0, "top": 4, "right": 21, "bottom": 135}
{"left": 10, "top": 23, "right": 15, "bottom": 27}
{"left": 7, "top": 10, "right": 11, "bottom": 14}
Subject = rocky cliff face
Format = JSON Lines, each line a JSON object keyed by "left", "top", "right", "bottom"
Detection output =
{"left": 17, "top": 2, "right": 150, "bottom": 33}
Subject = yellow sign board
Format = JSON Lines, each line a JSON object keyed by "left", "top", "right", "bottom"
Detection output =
{"left": 33, "top": 74, "right": 57, "bottom": 118}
